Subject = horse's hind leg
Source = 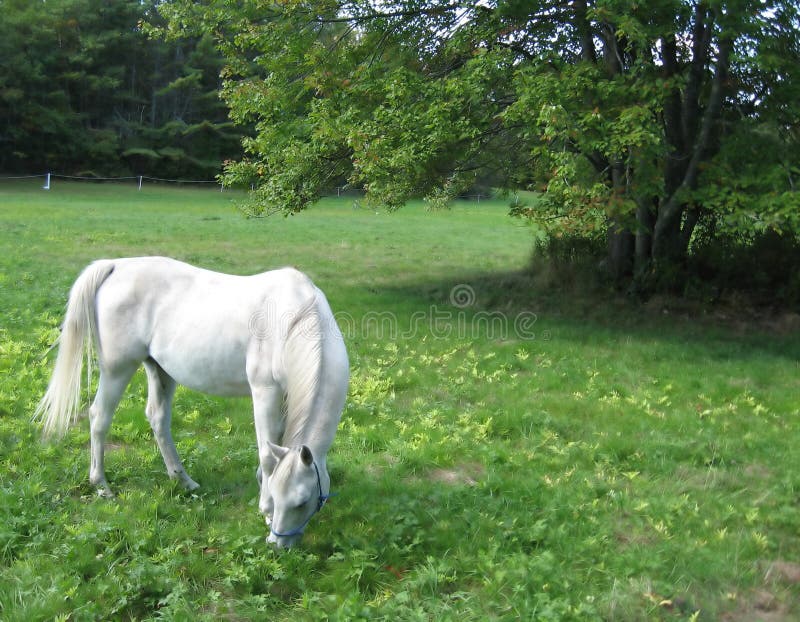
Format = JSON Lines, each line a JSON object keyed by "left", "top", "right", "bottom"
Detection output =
{"left": 144, "top": 359, "right": 199, "bottom": 491}
{"left": 89, "top": 364, "right": 138, "bottom": 497}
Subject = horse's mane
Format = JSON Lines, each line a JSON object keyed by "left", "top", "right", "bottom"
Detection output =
{"left": 281, "top": 292, "right": 323, "bottom": 446}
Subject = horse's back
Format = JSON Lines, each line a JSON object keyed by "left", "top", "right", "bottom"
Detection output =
{"left": 96, "top": 257, "right": 317, "bottom": 320}
{"left": 91, "top": 257, "right": 331, "bottom": 397}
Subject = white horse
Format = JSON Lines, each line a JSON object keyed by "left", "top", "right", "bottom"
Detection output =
{"left": 34, "top": 257, "right": 349, "bottom": 548}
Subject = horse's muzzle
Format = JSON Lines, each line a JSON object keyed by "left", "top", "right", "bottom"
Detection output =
{"left": 267, "top": 531, "right": 301, "bottom": 549}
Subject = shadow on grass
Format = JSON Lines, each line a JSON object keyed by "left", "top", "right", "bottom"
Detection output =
{"left": 369, "top": 266, "right": 800, "bottom": 361}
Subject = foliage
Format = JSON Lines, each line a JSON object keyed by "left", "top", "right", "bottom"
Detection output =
{"left": 159, "top": 0, "right": 800, "bottom": 287}
{"left": 0, "top": 0, "right": 243, "bottom": 178}
{"left": 1, "top": 182, "right": 798, "bottom": 620}
{"left": 688, "top": 229, "right": 800, "bottom": 305}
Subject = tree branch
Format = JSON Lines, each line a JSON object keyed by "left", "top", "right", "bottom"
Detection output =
{"left": 656, "top": 35, "right": 732, "bottom": 239}
{"left": 682, "top": 3, "right": 713, "bottom": 147}
{"left": 308, "top": 7, "right": 451, "bottom": 25}
{"left": 574, "top": 0, "right": 597, "bottom": 63}
{"left": 661, "top": 32, "right": 684, "bottom": 155}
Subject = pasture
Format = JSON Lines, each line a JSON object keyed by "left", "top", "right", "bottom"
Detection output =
{"left": 0, "top": 180, "right": 798, "bottom": 620}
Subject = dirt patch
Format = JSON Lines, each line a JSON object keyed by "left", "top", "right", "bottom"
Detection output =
{"left": 722, "top": 591, "right": 793, "bottom": 622}
{"left": 743, "top": 463, "right": 772, "bottom": 481}
{"left": 614, "top": 522, "right": 658, "bottom": 548}
{"left": 427, "top": 462, "right": 485, "bottom": 487}
{"left": 364, "top": 452, "right": 400, "bottom": 478}
{"left": 722, "top": 561, "right": 800, "bottom": 621}
{"left": 764, "top": 560, "right": 800, "bottom": 585}
{"left": 766, "top": 312, "right": 800, "bottom": 334}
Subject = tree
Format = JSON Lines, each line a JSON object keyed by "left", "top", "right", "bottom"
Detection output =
{"left": 160, "top": 0, "right": 799, "bottom": 288}
{"left": 0, "top": 0, "right": 243, "bottom": 178}
{"left": 120, "top": 24, "right": 244, "bottom": 179}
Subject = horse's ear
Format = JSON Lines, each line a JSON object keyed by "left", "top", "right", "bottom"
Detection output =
{"left": 300, "top": 445, "right": 313, "bottom": 467}
{"left": 267, "top": 441, "right": 290, "bottom": 460}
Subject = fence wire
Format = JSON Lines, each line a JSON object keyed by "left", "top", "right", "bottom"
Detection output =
{"left": 0, "top": 172, "right": 224, "bottom": 189}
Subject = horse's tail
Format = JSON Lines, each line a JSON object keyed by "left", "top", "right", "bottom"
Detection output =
{"left": 281, "top": 290, "right": 324, "bottom": 446}
{"left": 34, "top": 260, "right": 115, "bottom": 439}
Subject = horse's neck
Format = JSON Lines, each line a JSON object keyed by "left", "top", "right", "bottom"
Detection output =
{"left": 285, "top": 410, "right": 335, "bottom": 459}
{"left": 284, "top": 301, "right": 347, "bottom": 465}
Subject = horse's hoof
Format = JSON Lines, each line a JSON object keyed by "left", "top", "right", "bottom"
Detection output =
{"left": 96, "top": 486, "right": 115, "bottom": 498}
{"left": 173, "top": 470, "right": 200, "bottom": 491}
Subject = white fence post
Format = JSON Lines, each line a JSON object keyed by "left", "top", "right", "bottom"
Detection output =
{"left": 43, "top": 173, "right": 51, "bottom": 190}
{"left": 138, "top": 175, "right": 143, "bottom": 191}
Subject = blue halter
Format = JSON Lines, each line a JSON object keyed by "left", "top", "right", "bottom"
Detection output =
{"left": 269, "top": 461, "right": 332, "bottom": 539}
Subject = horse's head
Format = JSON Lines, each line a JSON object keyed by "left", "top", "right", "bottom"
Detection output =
{"left": 265, "top": 442, "right": 330, "bottom": 549}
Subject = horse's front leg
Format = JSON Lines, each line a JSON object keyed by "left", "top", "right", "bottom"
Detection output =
{"left": 251, "top": 384, "right": 283, "bottom": 524}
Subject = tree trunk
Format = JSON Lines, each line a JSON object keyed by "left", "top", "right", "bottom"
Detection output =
{"left": 607, "top": 221, "right": 634, "bottom": 282}
{"left": 649, "top": 32, "right": 732, "bottom": 288}
{"left": 635, "top": 197, "right": 655, "bottom": 275}
{"left": 606, "top": 161, "right": 634, "bottom": 282}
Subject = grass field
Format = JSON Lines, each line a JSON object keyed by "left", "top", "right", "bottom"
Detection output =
{"left": 1, "top": 179, "right": 798, "bottom": 621}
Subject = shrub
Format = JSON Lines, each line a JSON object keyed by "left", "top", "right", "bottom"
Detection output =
{"left": 689, "top": 229, "right": 800, "bottom": 306}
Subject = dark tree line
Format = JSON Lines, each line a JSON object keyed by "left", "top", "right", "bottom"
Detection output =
{"left": 0, "top": 0, "right": 244, "bottom": 179}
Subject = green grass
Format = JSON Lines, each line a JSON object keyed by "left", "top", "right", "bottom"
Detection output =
{"left": 1, "top": 179, "right": 798, "bottom": 621}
